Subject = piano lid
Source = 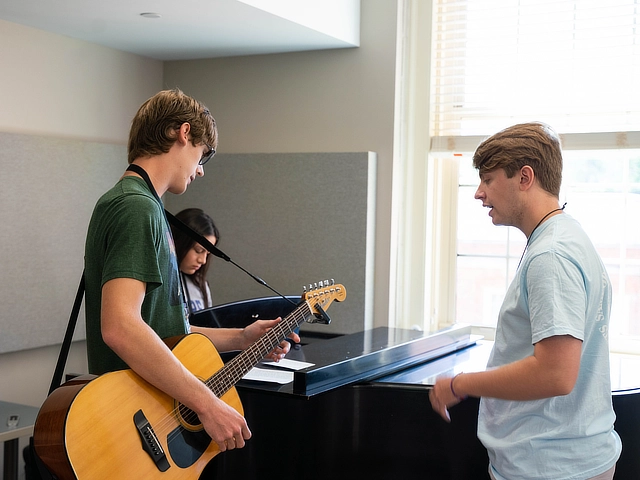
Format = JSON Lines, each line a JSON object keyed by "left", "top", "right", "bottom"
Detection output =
{"left": 291, "top": 324, "right": 477, "bottom": 395}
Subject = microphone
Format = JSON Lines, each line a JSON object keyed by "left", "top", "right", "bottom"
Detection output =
{"left": 165, "top": 210, "right": 297, "bottom": 306}
{"left": 195, "top": 236, "right": 231, "bottom": 262}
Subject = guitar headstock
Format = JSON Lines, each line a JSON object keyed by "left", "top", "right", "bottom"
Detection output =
{"left": 302, "top": 280, "right": 346, "bottom": 325}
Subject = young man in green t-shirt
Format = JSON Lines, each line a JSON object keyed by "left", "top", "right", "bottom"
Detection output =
{"left": 84, "top": 88, "right": 298, "bottom": 454}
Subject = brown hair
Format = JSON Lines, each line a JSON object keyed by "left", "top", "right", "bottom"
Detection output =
{"left": 127, "top": 88, "right": 217, "bottom": 164}
{"left": 473, "top": 122, "right": 562, "bottom": 197}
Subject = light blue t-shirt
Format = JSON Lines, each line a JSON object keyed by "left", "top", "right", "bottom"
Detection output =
{"left": 478, "top": 214, "right": 621, "bottom": 480}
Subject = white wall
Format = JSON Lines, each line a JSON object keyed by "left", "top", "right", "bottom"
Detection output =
{"left": 0, "top": 19, "right": 162, "bottom": 143}
{"left": 0, "top": 19, "right": 163, "bottom": 408}
{"left": 163, "top": 0, "right": 398, "bottom": 330}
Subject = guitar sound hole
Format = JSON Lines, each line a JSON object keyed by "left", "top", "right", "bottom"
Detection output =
{"left": 177, "top": 403, "right": 202, "bottom": 431}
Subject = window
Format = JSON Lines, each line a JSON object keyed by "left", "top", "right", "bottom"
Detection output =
{"left": 431, "top": 0, "right": 640, "bottom": 136}
{"left": 391, "top": 0, "right": 640, "bottom": 352}
{"left": 456, "top": 150, "right": 640, "bottom": 350}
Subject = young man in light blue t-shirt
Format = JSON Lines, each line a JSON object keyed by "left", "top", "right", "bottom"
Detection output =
{"left": 429, "top": 122, "right": 621, "bottom": 480}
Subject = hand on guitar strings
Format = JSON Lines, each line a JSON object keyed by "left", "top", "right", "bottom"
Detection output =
{"left": 199, "top": 397, "right": 252, "bottom": 452}
{"left": 242, "top": 317, "right": 301, "bottom": 362}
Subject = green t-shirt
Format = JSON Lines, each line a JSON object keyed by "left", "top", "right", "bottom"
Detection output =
{"left": 84, "top": 176, "right": 188, "bottom": 374}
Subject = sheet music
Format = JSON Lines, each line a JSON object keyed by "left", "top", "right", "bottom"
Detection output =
{"left": 243, "top": 367, "right": 294, "bottom": 384}
{"left": 260, "top": 358, "right": 315, "bottom": 371}
{"left": 242, "top": 359, "right": 315, "bottom": 384}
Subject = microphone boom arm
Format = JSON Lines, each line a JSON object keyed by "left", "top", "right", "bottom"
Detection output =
{"left": 165, "top": 210, "right": 297, "bottom": 306}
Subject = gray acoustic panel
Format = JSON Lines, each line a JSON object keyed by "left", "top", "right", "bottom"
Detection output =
{"left": 165, "top": 152, "right": 376, "bottom": 335}
{"left": 0, "top": 132, "right": 127, "bottom": 354}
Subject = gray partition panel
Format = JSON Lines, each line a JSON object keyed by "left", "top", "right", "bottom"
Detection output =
{"left": 165, "top": 152, "right": 376, "bottom": 335}
{"left": 0, "top": 136, "right": 374, "bottom": 351}
{"left": 0, "top": 132, "right": 127, "bottom": 354}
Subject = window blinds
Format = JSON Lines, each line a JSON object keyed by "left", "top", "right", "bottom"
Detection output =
{"left": 430, "top": 0, "right": 640, "bottom": 139}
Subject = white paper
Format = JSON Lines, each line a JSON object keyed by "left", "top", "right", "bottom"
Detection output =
{"left": 242, "top": 367, "right": 294, "bottom": 384}
{"left": 260, "top": 358, "right": 315, "bottom": 371}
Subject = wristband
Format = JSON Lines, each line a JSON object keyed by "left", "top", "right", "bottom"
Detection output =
{"left": 450, "top": 372, "right": 467, "bottom": 401}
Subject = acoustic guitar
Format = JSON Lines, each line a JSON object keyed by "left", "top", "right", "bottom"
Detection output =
{"left": 33, "top": 282, "right": 346, "bottom": 479}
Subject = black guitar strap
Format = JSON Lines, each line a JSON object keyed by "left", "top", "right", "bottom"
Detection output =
{"left": 48, "top": 272, "right": 85, "bottom": 394}
{"left": 28, "top": 272, "right": 84, "bottom": 480}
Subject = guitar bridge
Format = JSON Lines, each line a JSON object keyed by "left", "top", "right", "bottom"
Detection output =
{"left": 134, "top": 409, "right": 170, "bottom": 472}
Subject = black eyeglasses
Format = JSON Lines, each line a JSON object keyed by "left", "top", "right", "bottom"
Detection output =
{"left": 199, "top": 145, "right": 216, "bottom": 166}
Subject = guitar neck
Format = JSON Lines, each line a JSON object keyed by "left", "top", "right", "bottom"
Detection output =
{"left": 204, "top": 300, "right": 312, "bottom": 397}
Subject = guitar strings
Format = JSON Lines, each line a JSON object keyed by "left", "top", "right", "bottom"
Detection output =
{"left": 166, "top": 309, "right": 302, "bottom": 432}
{"left": 151, "top": 307, "right": 303, "bottom": 447}
{"left": 151, "top": 301, "right": 313, "bottom": 447}
{"left": 206, "top": 303, "right": 309, "bottom": 394}
{"left": 153, "top": 284, "right": 340, "bottom": 449}
{"left": 156, "top": 286, "right": 342, "bottom": 454}
{"left": 162, "top": 303, "right": 310, "bottom": 445}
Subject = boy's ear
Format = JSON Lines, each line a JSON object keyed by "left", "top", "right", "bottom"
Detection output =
{"left": 519, "top": 165, "right": 535, "bottom": 190}
{"left": 177, "top": 122, "right": 191, "bottom": 145}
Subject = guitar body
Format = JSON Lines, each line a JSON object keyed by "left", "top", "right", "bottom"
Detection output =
{"left": 34, "top": 334, "right": 242, "bottom": 480}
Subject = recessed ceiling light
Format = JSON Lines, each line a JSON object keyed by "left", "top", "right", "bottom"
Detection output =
{"left": 140, "top": 12, "right": 161, "bottom": 19}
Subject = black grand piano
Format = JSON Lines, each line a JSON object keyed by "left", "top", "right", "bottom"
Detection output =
{"left": 191, "top": 298, "right": 640, "bottom": 480}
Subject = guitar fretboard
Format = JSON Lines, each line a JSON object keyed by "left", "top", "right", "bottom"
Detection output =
{"left": 205, "top": 300, "right": 312, "bottom": 397}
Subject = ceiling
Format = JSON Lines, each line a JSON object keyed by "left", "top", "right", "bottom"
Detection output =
{"left": 0, "top": 0, "right": 360, "bottom": 61}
